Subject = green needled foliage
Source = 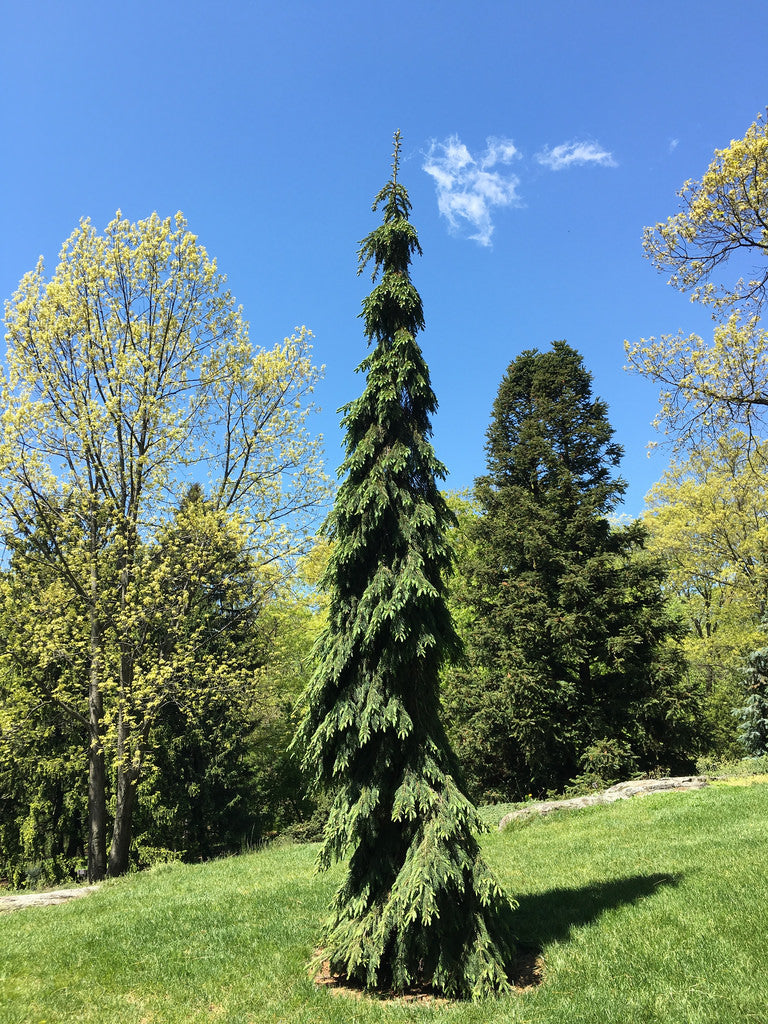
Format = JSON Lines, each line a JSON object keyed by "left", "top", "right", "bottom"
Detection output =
{"left": 443, "top": 343, "right": 697, "bottom": 800}
{"left": 736, "top": 647, "right": 768, "bottom": 757}
{"left": 295, "top": 134, "right": 517, "bottom": 999}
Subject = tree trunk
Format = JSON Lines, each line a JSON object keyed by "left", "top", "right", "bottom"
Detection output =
{"left": 87, "top": 593, "right": 108, "bottom": 883}
{"left": 107, "top": 642, "right": 143, "bottom": 877}
{"left": 108, "top": 712, "right": 150, "bottom": 876}
{"left": 108, "top": 735, "right": 139, "bottom": 877}
{"left": 87, "top": 729, "right": 107, "bottom": 882}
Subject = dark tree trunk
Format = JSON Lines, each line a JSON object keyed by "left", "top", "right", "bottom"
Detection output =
{"left": 87, "top": 593, "right": 107, "bottom": 882}
{"left": 107, "top": 643, "right": 146, "bottom": 877}
{"left": 108, "top": 737, "right": 139, "bottom": 877}
{"left": 87, "top": 734, "right": 107, "bottom": 882}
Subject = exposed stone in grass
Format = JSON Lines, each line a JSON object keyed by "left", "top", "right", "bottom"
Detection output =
{"left": 0, "top": 885, "right": 99, "bottom": 913}
{"left": 498, "top": 777, "right": 709, "bottom": 830}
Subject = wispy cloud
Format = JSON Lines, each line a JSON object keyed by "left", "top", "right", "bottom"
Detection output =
{"left": 422, "top": 135, "right": 521, "bottom": 246}
{"left": 535, "top": 140, "right": 617, "bottom": 170}
{"left": 669, "top": 138, "right": 679, "bottom": 153}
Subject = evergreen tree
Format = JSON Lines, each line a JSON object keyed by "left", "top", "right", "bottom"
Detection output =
{"left": 443, "top": 342, "right": 696, "bottom": 799}
{"left": 735, "top": 648, "right": 768, "bottom": 757}
{"left": 295, "top": 134, "right": 516, "bottom": 999}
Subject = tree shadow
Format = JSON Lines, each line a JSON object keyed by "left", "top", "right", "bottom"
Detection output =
{"left": 511, "top": 872, "right": 680, "bottom": 951}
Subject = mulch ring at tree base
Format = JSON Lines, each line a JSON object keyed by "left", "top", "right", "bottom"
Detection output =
{"left": 313, "top": 947, "right": 544, "bottom": 1003}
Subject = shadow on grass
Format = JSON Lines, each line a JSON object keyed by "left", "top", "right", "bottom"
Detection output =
{"left": 513, "top": 872, "right": 680, "bottom": 949}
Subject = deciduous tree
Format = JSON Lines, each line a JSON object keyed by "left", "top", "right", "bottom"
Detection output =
{"left": 626, "top": 113, "right": 768, "bottom": 448}
{"left": 644, "top": 435, "right": 768, "bottom": 756}
{"left": 0, "top": 492, "right": 324, "bottom": 880}
{"left": 0, "top": 211, "right": 328, "bottom": 878}
{"left": 625, "top": 314, "right": 768, "bottom": 449}
{"left": 295, "top": 135, "right": 516, "bottom": 999}
{"left": 643, "top": 111, "right": 768, "bottom": 316}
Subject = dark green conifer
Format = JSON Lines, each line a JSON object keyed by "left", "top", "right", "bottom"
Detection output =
{"left": 295, "top": 133, "right": 516, "bottom": 999}
{"left": 443, "top": 341, "right": 695, "bottom": 799}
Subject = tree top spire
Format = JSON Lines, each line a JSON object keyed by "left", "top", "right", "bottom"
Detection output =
{"left": 392, "top": 130, "right": 402, "bottom": 184}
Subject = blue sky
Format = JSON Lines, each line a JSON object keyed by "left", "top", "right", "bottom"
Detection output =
{"left": 2, "top": 0, "right": 767, "bottom": 516}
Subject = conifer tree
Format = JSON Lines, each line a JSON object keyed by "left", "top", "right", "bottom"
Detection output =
{"left": 736, "top": 647, "right": 768, "bottom": 757}
{"left": 443, "top": 342, "right": 695, "bottom": 799}
{"left": 295, "top": 134, "right": 516, "bottom": 999}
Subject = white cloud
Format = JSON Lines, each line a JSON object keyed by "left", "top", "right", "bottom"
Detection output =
{"left": 669, "top": 138, "right": 679, "bottom": 153}
{"left": 422, "top": 135, "right": 521, "bottom": 246}
{"left": 480, "top": 137, "right": 519, "bottom": 169}
{"left": 535, "top": 140, "right": 617, "bottom": 171}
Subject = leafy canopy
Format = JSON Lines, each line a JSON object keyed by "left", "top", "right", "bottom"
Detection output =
{"left": 0, "top": 210, "right": 329, "bottom": 878}
{"left": 627, "top": 112, "right": 768, "bottom": 449}
{"left": 643, "top": 111, "right": 768, "bottom": 316}
{"left": 643, "top": 434, "right": 768, "bottom": 758}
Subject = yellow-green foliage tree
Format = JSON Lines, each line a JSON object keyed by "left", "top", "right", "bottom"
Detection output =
{"left": 626, "top": 111, "right": 768, "bottom": 448}
{"left": 643, "top": 112, "right": 768, "bottom": 315}
{"left": 626, "top": 112, "right": 768, "bottom": 757}
{"left": 0, "top": 488, "right": 251, "bottom": 881}
{"left": 0, "top": 211, "right": 328, "bottom": 879}
{"left": 240, "top": 537, "right": 333, "bottom": 841}
{"left": 0, "top": 516, "right": 90, "bottom": 886}
{"left": 0, "top": 504, "right": 331, "bottom": 883}
{"left": 644, "top": 435, "right": 768, "bottom": 756}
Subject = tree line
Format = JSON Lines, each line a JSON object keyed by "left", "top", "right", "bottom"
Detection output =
{"left": 2, "top": 116, "right": 768, "bottom": 917}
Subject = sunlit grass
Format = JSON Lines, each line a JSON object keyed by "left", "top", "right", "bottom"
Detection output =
{"left": 2, "top": 782, "right": 767, "bottom": 1023}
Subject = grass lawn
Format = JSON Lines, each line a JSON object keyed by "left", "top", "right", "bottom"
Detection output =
{"left": 1, "top": 779, "right": 767, "bottom": 1023}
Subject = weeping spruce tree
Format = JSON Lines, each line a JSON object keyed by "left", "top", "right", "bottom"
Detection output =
{"left": 296, "top": 134, "right": 516, "bottom": 999}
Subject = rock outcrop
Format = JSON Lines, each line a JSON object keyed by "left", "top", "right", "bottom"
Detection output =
{"left": 0, "top": 885, "right": 98, "bottom": 913}
{"left": 498, "top": 776, "right": 708, "bottom": 830}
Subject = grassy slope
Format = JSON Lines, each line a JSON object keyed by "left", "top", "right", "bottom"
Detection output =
{"left": 1, "top": 781, "right": 767, "bottom": 1024}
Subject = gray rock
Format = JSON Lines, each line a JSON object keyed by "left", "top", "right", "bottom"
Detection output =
{"left": 0, "top": 885, "right": 98, "bottom": 913}
{"left": 497, "top": 776, "right": 708, "bottom": 830}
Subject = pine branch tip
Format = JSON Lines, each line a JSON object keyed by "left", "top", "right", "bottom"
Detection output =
{"left": 392, "top": 130, "right": 402, "bottom": 184}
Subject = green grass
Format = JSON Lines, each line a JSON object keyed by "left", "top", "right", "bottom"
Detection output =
{"left": 2, "top": 781, "right": 768, "bottom": 1023}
